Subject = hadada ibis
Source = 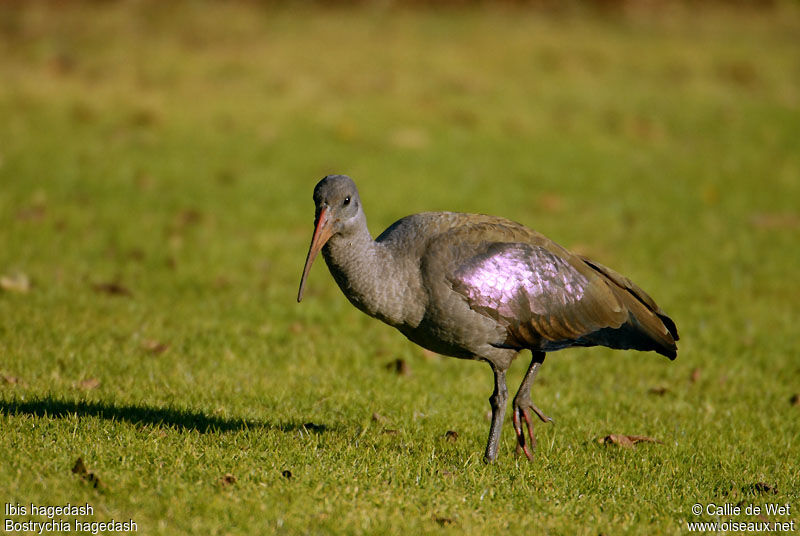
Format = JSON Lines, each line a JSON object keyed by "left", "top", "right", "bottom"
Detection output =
{"left": 297, "top": 175, "right": 678, "bottom": 463}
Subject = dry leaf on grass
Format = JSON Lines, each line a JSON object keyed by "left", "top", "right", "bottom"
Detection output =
{"left": 288, "top": 322, "right": 304, "bottom": 334}
{"left": 648, "top": 386, "right": 669, "bottom": 396}
{"left": 433, "top": 515, "right": 455, "bottom": 527}
{"left": 690, "top": 368, "right": 702, "bottom": 384}
{"left": 218, "top": 473, "right": 236, "bottom": 486}
{"left": 16, "top": 204, "right": 47, "bottom": 221}
{"left": 141, "top": 339, "right": 169, "bottom": 355}
{"left": 213, "top": 276, "right": 230, "bottom": 289}
{"left": 597, "top": 434, "right": 663, "bottom": 448}
{"left": 176, "top": 209, "right": 203, "bottom": 228}
{"left": 72, "top": 457, "right": 87, "bottom": 475}
{"left": 71, "top": 457, "right": 104, "bottom": 489}
{"left": 444, "top": 430, "right": 459, "bottom": 442}
{"left": 91, "top": 281, "right": 132, "bottom": 297}
{"left": 750, "top": 212, "right": 800, "bottom": 230}
{"left": 0, "top": 273, "right": 30, "bottom": 294}
{"left": 371, "top": 412, "right": 388, "bottom": 423}
{"left": 537, "top": 193, "right": 565, "bottom": 214}
{"left": 743, "top": 482, "right": 778, "bottom": 495}
{"left": 76, "top": 378, "right": 100, "bottom": 390}
{"left": 1, "top": 374, "right": 23, "bottom": 385}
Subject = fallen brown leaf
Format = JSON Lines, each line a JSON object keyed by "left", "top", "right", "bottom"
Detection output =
{"left": 371, "top": 412, "right": 388, "bottom": 423}
{"left": 216, "top": 169, "right": 237, "bottom": 186}
{"left": 716, "top": 59, "right": 759, "bottom": 88}
{"left": 213, "top": 276, "right": 230, "bottom": 289}
{"left": 433, "top": 515, "right": 455, "bottom": 527}
{"left": 76, "top": 378, "right": 100, "bottom": 390}
{"left": 448, "top": 108, "right": 479, "bottom": 127}
{"left": 141, "top": 339, "right": 169, "bottom": 355}
{"left": 1, "top": 374, "right": 23, "bottom": 385}
{"left": 72, "top": 457, "right": 87, "bottom": 473}
{"left": 625, "top": 115, "right": 663, "bottom": 142}
{"left": 537, "top": 193, "right": 564, "bottom": 214}
{"left": 598, "top": 434, "right": 663, "bottom": 448}
{"left": 648, "top": 386, "right": 669, "bottom": 396}
{"left": 445, "top": 430, "right": 459, "bottom": 442}
{"left": 135, "top": 172, "right": 155, "bottom": 191}
{"left": 129, "top": 107, "right": 160, "bottom": 128}
{"left": 127, "top": 248, "right": 146, "bottom": 262}
{"left": 16, "top": 205, "right": 46, "bottom": 222}
{"left": 175, "top": 208, "right": 203, "bottom": 228}
{"left": 92, "top": 281, "right": 132, "bottom": 297}
{"left": 218, "top": 473, "right": 236, "bottom": 486}
{"left": 750, "top": 212, "right": 800, "bottom": 230}
{"left": 690, "top": 368, "right": 702, "bottom": 384}
{"left": 0, "top": 273, "right": 30, "bottom": 294}
{"left": 71, "top": 457, "right": 104, "bottom": 489}
{"left": 49, "top": 52, "right": 75, "bottom": 75}
{"left": 382, "top": 429, "right": 399, "bottom": 435}
{"left": 743, "top": 482, "right": 778, "bottom": 495}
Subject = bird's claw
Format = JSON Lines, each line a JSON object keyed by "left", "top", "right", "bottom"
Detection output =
{"left": 512, "top": 406, "right": 535, "bottom": 460}
{"left": 530, "top": 402, "right": 553, "bottom": 424}
{"left": 512, "top": 403, "right": 552, "bottom": 461}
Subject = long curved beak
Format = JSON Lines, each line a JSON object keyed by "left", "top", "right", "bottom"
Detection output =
{"left": 297, "top": 206, "right": 333, "bottom": 302}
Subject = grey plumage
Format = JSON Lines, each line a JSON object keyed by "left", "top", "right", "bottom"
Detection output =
{"left": 298, "top": 174, "right": 678, "bottom": 462}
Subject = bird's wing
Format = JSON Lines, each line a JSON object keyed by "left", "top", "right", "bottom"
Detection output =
{"left": 449, "top": 240, "right": 628, "bottom": 349}
{"left": 579, "top": 256, "right": 679, "bottom": 341}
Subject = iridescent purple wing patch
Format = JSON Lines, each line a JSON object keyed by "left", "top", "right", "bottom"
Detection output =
{"left": 452, "top": 242, "right": 590, "bottom": 327}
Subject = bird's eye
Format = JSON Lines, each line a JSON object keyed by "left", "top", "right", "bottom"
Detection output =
{"left": 343, "top": 196, "right": 351, "bottom": 206}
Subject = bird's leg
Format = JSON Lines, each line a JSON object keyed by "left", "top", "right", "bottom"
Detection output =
{"left": 512, "top": 352, "right": 552, "bottom": 461}
{"left": 483, "top": 364, "right": 509, "bottom": 464}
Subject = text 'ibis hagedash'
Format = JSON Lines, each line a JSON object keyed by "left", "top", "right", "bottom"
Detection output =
{"left": 298, "top": 175, "right": 678, "bottom": 463}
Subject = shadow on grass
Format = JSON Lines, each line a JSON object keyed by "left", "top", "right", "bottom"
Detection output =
{"left": 0, "top": 396, "right": 332, "bottom": 434}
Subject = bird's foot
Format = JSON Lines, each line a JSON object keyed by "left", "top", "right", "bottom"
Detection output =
{"left": 529, "top": 402, "right": 553, "bottom": 425}
{"left": 512, "top": 403, "right": 553, "bottom": 461}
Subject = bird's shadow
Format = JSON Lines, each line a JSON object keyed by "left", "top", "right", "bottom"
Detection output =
{"left": 0, "top": 396, "right": 331, "bottom": 434}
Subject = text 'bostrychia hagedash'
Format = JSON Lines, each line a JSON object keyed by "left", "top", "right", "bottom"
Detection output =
{"left": 298, "top": 175, "right": 678, "bottom": 463}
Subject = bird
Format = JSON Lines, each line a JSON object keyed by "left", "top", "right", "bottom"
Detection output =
{"left": 297, "top": 174, "right": 678, "bottom": 463}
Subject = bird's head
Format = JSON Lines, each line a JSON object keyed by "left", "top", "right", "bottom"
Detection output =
{"left": 297, "top": 174, "right": 363, "bottom": 302}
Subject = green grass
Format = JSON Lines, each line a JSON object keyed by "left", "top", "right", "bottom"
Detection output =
{"left": 1, "top": 2, "right": 799, "bottom": 534}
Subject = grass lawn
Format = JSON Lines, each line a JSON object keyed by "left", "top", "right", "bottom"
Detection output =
{"left": 1, "top": 1, "right": 799, "bottom": 534}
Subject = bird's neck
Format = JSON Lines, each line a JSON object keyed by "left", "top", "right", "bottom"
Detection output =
{"left": 321, "top": 219, "right": 410, "bottom": 327}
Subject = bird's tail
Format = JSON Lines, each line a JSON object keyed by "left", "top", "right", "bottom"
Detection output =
{"left": 580, "top": 257, "right": 679, "bottom": 359}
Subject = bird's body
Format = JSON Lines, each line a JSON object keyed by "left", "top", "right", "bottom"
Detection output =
{"left": 298, "top": 175, "right": 678, "bottom": 462}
